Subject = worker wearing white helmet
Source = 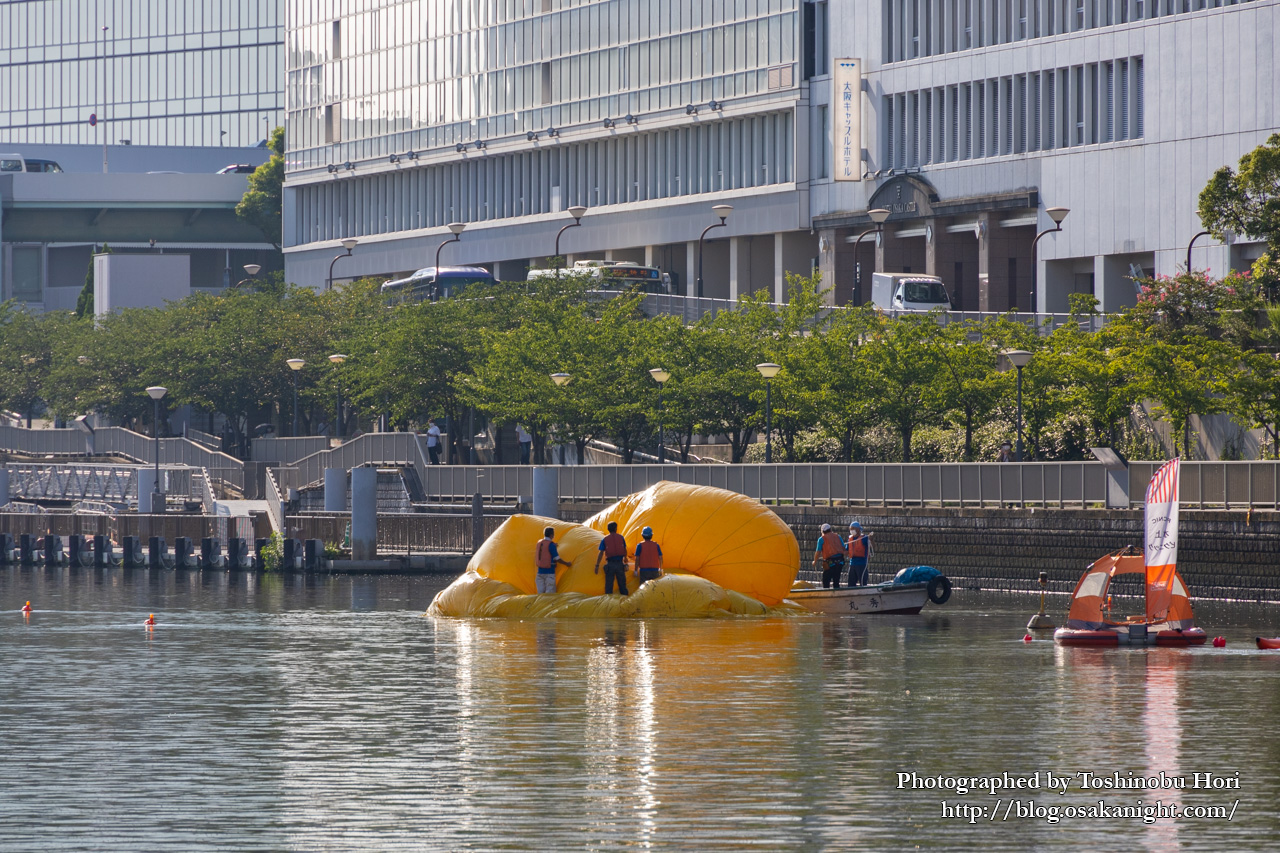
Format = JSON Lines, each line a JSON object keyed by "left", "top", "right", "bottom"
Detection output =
{"left": 813, "top": 523, "right": 847, "bottom": 589}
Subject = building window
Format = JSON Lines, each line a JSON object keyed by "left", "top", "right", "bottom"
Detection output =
{"left": 817, "top": 105, "right": 830, "bottom": 178}
{"left": 11, "top": 247, "right": 42, "bottom": 303}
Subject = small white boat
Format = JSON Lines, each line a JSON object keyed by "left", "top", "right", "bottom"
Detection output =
{"left": 787, "top": 573, "right": 952, "bottom": 615}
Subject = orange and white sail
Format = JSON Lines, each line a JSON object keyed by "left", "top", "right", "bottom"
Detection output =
{"left": 1144, "top": 458, "right": 1180, "bottom": 621}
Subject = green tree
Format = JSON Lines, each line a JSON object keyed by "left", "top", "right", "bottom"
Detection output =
{"left": 236, "top": 126, "right": 285, "bottom": 250}
{"left": 856, "top": 313, "right": 951, "bottom": 462}
{"left": 1198, "top": 133, "right": 1280, "bottom": 258}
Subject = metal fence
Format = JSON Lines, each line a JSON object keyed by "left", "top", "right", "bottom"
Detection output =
{"left": 421, "top": 461, "right": 1280, "bottom": 510}
{"left": 7, "top": 462, "right": 199, "bottom": 503}
{"left": 252, "top": 436, "right": 330, "bottom": 464}
{"left": 288, "top": 512, "right": 507, "bottom": 553}
{"left": 273, "top": 432, "right": 431, "bottom": 493}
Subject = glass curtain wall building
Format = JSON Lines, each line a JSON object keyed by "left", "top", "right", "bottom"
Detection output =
{"left": 1, "top": 0, "right": 284, "bottom": 147}
{"left": 285, "top": 0, "right": 1277, "bottom": 311}
{"left": 284, "top": 0, "right": 819, "bottom": 299}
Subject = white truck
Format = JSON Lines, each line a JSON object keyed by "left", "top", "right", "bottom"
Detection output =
{"left": 870, "top": 272, "right": 952, "bottom": 312}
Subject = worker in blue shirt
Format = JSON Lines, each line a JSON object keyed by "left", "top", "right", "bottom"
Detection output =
{"left": 813, "top": 523, "right": 847, "bottom": 589}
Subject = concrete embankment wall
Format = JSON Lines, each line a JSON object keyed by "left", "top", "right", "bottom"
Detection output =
{"left": 566, "top": 504, "right": 1280, "bottom": 602}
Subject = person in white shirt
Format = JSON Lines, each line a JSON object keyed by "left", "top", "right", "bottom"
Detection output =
{"left": 516, "top": 423, "right": 532, "bottom": 465}
{"left": 426, "top": 419, "right": 442, "bottom": 464}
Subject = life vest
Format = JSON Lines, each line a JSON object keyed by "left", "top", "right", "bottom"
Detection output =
{"left": 849, "top": 536, "right": 867, "bottom": 558}
{"left": 820, "top": 532, "right": 843, "bottom": 559}
{"left": 536, "top": 539, "right": 554, "bottom": 569}
{"left": 603, "top": 532, "right": 627, "bottom": 559}
{"left": 636, "top": 540, "right": 661, "bottom": 569}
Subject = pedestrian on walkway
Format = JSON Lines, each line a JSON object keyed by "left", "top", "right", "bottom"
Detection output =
{"left": 633, "top": 526, "right": 663, "bottom": 586}
{"left": 594, "top": 521, "right": 630, "bottom": 595}
{"left": 535, "top": 527, "right": 570, "bottom": 594}
{"left": 517, "top": 423, "right": 532, "bottom": 465}
{"left": 426, "top": 418, "right": 443, "bottom": 465}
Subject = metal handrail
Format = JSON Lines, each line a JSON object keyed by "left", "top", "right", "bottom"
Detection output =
{"left": 264, "top": 467, "right": 286, "bottom": 535}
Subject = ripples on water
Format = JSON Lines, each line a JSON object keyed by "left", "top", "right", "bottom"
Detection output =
{"left": 2, "top": 567, "right": 1278, "bottom": 851}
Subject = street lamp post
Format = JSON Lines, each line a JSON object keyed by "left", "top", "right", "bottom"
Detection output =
{"left": 551, "top": 372, "right": 571, "bottom": 465}
{"left": 697, "top": 204, "right": 733, "bottom": 298}
{"left": 849, "top": 208, "right": 891, "bottom": 303}
{"left": 236, "top": 263, "right": 261, "bottom": 288}
{"left": 287, "top": 358, "right": 305, "bottom": 436}
{"left": 756, "top": 363, "right": 781, "bottom": 463}
{"left": 1030, "top": 207, "right": 1069, "bottom": 314}
{"left": 1001, "top": 349, "right": 1032, "bottom": 461}
{"left": 434, "top": 223, "right": 467, "bottom": 299}
{"left": 329, "top": 353, "right": 348, "bottom": 439}
{"left": 326, "top": 238, "right": 358, "bottom": 291}
{"left": 101, "top": 25, "right": 109, "bottom": 173}
{"left": 1186, "top": 230, "right": 1213, "bottom": 272}
{"left": 554, "top": 206, "right": 589, "bottom": 275}
{"left": 649, "top": 368, "right": 670, "bottom": 463}
{"left": 146, "top": 386, "right": 167, "bottom": 513}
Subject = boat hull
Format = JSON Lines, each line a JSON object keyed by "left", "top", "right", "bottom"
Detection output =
{"left": 1257, "top": 637, "right": 1280, "bottom": 650}
{"left": 788, "top": 582, "right": 929, "bottom": 615}
{"left": 1054, "top": 626, "right": 1207, "bottom": 647}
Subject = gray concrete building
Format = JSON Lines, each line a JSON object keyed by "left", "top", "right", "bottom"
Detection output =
{"left": 282, "top": 0, "right": 1278, "bottom": 310}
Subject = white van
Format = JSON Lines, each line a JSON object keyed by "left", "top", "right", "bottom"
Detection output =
{"left": 870, "top": 273, "right": 952, "bottom": 312}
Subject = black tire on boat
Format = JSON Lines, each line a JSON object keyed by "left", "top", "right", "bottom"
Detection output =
{"left": 927, "top": 575, "right": 952, "bottom": 605}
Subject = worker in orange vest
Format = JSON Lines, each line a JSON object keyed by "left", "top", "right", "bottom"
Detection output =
{"left": 535, "top": 527, "right": 570, "bottom": 594}
{"left": 594, "top": 521, "right": 630, "bottom": 595}
{"left": 813, "top": 523, "right": 847, "bottom": 589}
{"left": 633, "top": 526, "right": 663, "bottom": 586}
{"left": 846, "top": 521, "right": 874, "bottom": 586}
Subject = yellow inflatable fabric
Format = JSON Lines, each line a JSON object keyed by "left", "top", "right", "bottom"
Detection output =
{"left": 585, "top": 481, "right": 801, "bottom": 606}
{"left": 426, "top": 481, "right": 806, "bottom": 618}
{"left": 427, "top": 571, "right": 808, "bottom": 618}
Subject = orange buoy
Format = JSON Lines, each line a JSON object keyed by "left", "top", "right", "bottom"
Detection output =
{"left": 21, "top": 601, "right": 32, "bottom": 614}
{"left": 145, "top": 613, "right": 156, "bottom": 628}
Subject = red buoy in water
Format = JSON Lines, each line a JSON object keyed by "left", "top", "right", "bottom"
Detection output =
{"left": 145, "top": 613, "right": 156, "bottom": 629}
{"left": 1213, "top": 636, "right": 1226, "bottom": 647}
{"left": 1023, "top": 634, "right": 1033, "bottom": 643}
{"left": 21, "top": 601, "right": 32, "bottom": 615}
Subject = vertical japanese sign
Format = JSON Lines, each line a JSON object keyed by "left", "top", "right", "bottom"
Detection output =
{"left": 833, "top": 58, "right": 863, "bottom": 182}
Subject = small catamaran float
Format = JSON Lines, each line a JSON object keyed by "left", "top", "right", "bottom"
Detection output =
{"left": 1054, "top": 458, "right": 1207, "bottom": 647}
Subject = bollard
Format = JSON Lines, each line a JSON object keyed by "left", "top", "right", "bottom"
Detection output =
{"left": 122, "top": 536, "right": 144, "bottom": 568}
{"left": 43, "top": 534, "right": 65, "bottom": 567}
{"left": 282, "top": 537, "right": 303, "bottom": 571}
{"left": 350, "top": 466, "right": 377, "bottom": 561}
{"left": 173, "top": 537, "right": 196, "bottom": 569}
{"left": 148, "top": 536, "right": 170, "bottom": 570}
{"left": 532, "top": 466, "right": 559, "bottom": 520}
{"left": 200, "top": 537, "right": 225, "bottom": 570}
{"left": 92, "top": 534, "right": 116, "bottom": 567}
{"left": 0, "top": 533, "right": 15, "bottom": 565}
{"left": 227, "top": 537, "right": 250, "bottom": 570}
{"left": 67, "top": 534, "right": 92, "bottom": 568}
{"left": 19, "top": 534, "right": 36, "bottom": 565}
{"left": 304, "top": 539, "right": 324, "bottom": 571}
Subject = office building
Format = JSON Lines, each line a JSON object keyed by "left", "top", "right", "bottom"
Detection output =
{"left": 1, "top": 0, "right": 284, "bottom": 148}
{"left": 283, "top": 0, "right": 1277, "bottom": 312}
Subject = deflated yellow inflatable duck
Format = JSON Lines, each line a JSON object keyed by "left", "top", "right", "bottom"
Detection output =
{"left": 426, "top": 481, "right": 807, "bottom": 618}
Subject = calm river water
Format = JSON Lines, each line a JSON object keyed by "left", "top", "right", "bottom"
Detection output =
{"left": 2, "top": 567, "right": 1278, "bottom": 852}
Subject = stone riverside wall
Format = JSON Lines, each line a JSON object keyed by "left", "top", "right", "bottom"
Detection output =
{"left": 563, "top": 504, "right": 1280, "bottom": 602}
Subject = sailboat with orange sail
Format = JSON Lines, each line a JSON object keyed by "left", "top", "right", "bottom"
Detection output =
{"left": 1054, "top": 458, "right": 1208, "bottom": 647}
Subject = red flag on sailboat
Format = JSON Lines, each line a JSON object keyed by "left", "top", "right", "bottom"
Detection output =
{"left": 1144, "top": 458, "right": 1180, "bottom": 621}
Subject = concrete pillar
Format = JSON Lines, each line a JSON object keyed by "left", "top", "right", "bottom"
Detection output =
{"left": 774, "top": 233, "right": 786, "bottom": 303}
{"left": 644, "top": 245, "right": 656, "bottom": 267}
{"left": 685, "top": 240, "right": 698, "bottom": 296}
{"left": 532, "top": 466, "right": 559, "bottom": 520}
{"left": 728, "top": 236, "right": 742, "bottom": 301}
{"left": 350, "top": 466, "right": 377, "bottom": 561}
{"left": 926, "top": 221, "right": 976, "bottom": 309}
{"left": 0, "top": 467, "right": 8, "bottom": 507}
{"left": 323, "top": 468, "right": 347, "bottom": 512}
{"left": 137, "top": 469, "right": 157, "bottom": 514}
